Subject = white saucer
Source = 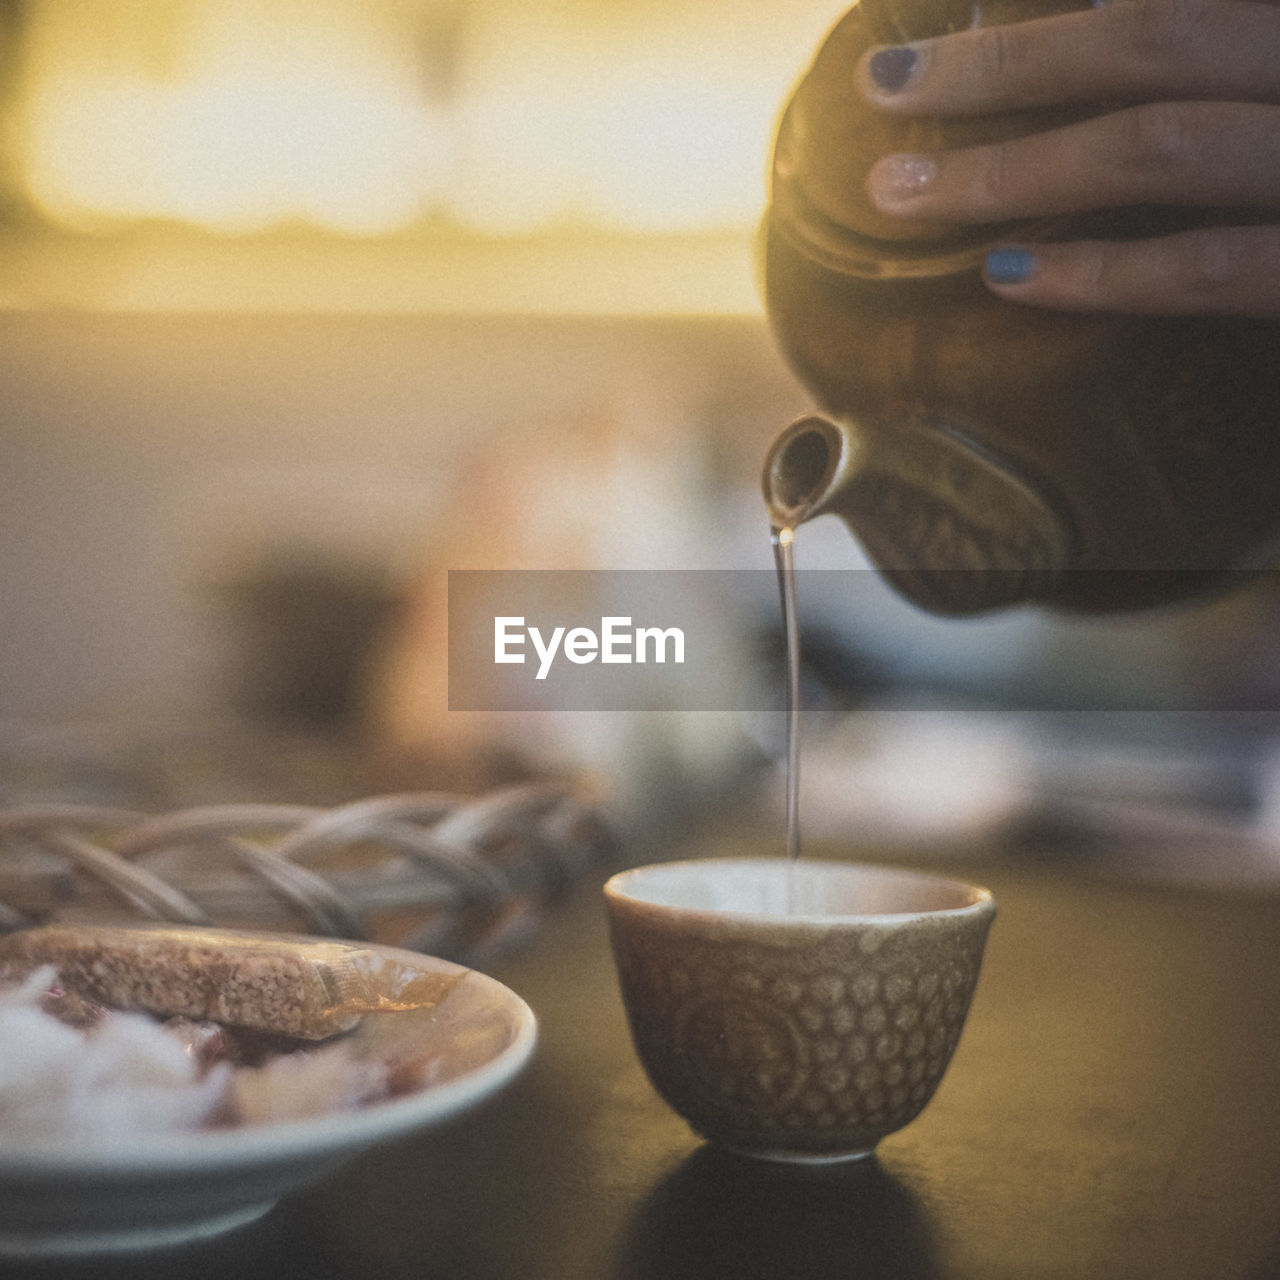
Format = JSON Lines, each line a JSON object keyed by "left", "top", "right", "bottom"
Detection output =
{"left": 0, "top": 943, "right": 536, "bottom": 1255}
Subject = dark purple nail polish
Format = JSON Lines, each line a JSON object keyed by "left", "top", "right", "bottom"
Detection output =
{"left": 869, "top": 46, "right": 918, "bottom": 93}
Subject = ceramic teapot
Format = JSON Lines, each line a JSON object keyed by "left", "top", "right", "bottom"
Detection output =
{"left": 761, "top": 0, "right": 1280, "bottom": 614}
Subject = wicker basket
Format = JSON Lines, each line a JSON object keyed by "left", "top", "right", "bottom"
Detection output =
{"left": 0, "top": 785, "right": 613, "bottom": 965}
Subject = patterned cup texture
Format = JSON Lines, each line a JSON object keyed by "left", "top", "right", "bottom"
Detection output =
{"left": 604, "top": 858, "right": 995, "bottom": 1163}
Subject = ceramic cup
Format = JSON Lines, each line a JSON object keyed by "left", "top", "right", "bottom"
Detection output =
{"left": 604, "top": 857, "right": 995, "bottom": 1163}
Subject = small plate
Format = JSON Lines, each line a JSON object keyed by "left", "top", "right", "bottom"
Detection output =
{"left": 0, "top": 943, "right": 536, "bottom": 1256}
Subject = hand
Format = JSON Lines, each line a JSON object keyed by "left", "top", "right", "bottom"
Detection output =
{"left": 857, "top": 0, "right": 1280, "bottom": 316}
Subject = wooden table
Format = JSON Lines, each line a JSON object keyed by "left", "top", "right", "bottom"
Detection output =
{"left": 18, "top": 836, "right": 1280, "bottom": 1280}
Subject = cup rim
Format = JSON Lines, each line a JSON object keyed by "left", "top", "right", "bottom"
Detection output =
{"left": 603, "top": 856, "right": 994, "bottom": 926}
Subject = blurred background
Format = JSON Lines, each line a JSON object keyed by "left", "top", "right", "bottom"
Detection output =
{"left": 4, "top": 0, "right": 1280, "bottom": 887}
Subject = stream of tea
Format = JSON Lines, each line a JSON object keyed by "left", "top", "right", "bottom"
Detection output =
{"left": 771, "top": 525, "right": 802, "bottom": 874}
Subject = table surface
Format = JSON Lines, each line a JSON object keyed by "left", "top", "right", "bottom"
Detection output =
{"left": 9, "top": 832, "right": 1280, "bottom": 1280}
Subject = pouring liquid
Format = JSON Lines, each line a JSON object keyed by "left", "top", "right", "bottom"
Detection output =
{"left": 771, "top": 525, "right": 802, "bottom": 888}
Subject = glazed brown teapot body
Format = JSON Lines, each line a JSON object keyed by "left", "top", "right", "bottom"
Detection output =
{"left": 762, "top": 0, "right": 1280, "bottom": 614}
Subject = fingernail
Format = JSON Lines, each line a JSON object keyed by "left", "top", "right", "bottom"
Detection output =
{"left": 873, "top": 154, "right": 938, "bottom": 204}
{"left": 869, "top": 45, "right": 919, "bottom": 93}
{"left": 985, "top": 248, "right": 1037, "bottom": 284}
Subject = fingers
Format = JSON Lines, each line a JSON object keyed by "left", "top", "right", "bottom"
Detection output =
{"left": 849, "top": 0, "right": 1280, "bottom": 319}
{"left": 858, "top": 0, "right": 1280, "bottom": 113}
{"left": 981, "top": 227, "right": 1280, "bottom": 316}
{"left": 867, "top": 102, "right": 1280, "bottom": 219}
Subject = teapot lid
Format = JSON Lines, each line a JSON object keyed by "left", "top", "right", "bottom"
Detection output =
{"left": 770, "top": 0, "right": 1089, "bottom": 279}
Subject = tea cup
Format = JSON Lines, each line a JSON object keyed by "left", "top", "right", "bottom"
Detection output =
{"left": 604, "top": 857, "right": 995, "bottom": 1163}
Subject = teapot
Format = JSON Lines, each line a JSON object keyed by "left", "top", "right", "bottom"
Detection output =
{"left": 761, "top": 0, "right": 1280, "bottom": 615}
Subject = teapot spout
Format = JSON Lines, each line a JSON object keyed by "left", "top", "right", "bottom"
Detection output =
{"left": 762, "top": 415, "right": 855, "bottom": 530}
{"left": 763, "top": 411, "right": 1077, "bottom": 614}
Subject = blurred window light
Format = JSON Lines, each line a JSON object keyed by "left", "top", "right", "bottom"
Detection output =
{"left": 10, "top": 0, "right": 848, "bottom": 238}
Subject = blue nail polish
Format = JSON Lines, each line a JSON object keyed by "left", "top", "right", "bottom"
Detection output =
{"left": 985, "top": 248, "right": 1035, "bottom": 285}
{"left": 869, "top": 46, "right": 917, "bottom": 93}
